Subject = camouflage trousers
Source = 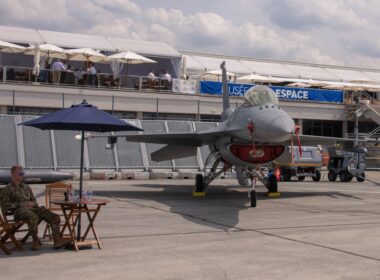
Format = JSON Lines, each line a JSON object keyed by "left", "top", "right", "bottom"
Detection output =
{"left": 13, "top": 207, "right": 61, "bottom": 235}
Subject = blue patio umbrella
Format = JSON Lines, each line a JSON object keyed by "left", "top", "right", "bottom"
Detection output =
{"left": 20, "top": 100, "right": 143, "bottom": 242}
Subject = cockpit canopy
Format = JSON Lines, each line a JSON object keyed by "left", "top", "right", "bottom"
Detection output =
{"left": 244, "top": 85, "right": 279, "bottom": 106}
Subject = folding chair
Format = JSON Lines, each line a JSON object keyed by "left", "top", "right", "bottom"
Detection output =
{"left": 0, "top": 205, "right": 24, "bottom": 255}
{"left": 42, "top": 182, "right": 72, "bottom": 240}
{"left": 0, "top": 188, "right": 39, "bottom": 246}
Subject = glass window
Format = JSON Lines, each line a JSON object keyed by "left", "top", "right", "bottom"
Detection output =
{"left": 303, "top": 120, "right": 342, "bottom": 137}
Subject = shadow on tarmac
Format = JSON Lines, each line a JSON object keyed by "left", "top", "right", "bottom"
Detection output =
{"left": 94, "top": 182, "right": 363, "bottom": 231}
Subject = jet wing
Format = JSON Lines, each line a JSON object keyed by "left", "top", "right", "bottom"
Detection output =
{"left": 125, "top": 129, "right": 240, "bottom": 147}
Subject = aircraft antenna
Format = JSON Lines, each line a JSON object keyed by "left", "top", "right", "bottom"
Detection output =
{"left": 221, "top": 61, "right": 230, "bottom": 120}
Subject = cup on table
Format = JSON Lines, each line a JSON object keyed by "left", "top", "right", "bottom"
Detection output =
{"left": 87, "top": 189, "right": 93, "bottom": 201}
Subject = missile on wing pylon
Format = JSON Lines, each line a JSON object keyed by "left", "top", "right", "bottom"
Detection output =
{"left": 0, "top": 170, "right": 74, "bottom": 185}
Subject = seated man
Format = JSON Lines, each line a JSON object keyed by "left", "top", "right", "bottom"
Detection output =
{"left": 0, "top": 165, "right": 70, "bottom": 250}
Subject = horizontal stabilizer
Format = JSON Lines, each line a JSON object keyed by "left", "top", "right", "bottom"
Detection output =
{"left": 151, "top": 145, "right": 197, "bottom": 162}
{"left": 296, "top": 135, "right": 379, "bottom": 146}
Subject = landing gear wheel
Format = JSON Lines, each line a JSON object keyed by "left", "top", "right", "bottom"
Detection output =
{"left": 339, "top": 170, "right": 350, "bottom": 182}
{"left": 298, "top": 176, "right": 305, "bottom": 181}
{"left": 328, "top": 171, "right": 337, "bottom": 182}
{"left": 357, "top": 173, "right": 365, "bottom": 182}
{"left": 348, "top": 174, "right": 353, "bottom": 182}
{"left": 267, "top": 175, "right": 278, "bottom": 193}
{"left": 250, "top": 190, "right": 257, "bottom": 207}
{"left": 195, "top": 174, "right": 205, "bottom": 192}
{"left": 312, "top": 170, "right": 321, "bottom": 182}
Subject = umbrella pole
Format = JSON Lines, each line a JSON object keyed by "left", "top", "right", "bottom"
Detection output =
{"left": 77, "top": 130, "right": 85, "bottom": 242}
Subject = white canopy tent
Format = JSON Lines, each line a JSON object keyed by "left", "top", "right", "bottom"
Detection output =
{"left": 283, "top": 63, "right": 340, "bottom": 81}
{"left": 239, "top": 60, "right": 296, "bottom": 78}
{"left": 324, "top": 67, "right": 374, "bottom": 83}
{"left": 38, "top": 29, "right": 115, "bottom": 51}
{"left": 107, "top": 36, "right": 180, "bottom": 58}
{"left": 0, "top": 25, "right": 181, "bottom": 74}
{"left": 0, "top": 25, "right": 42, "bottom": 44}
{"left": 2, "top": 25, "right": 380, "bottom": 88}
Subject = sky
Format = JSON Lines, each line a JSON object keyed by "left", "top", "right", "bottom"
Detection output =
{"left": 1, "top": 0, "right": 380, "bottom": 68}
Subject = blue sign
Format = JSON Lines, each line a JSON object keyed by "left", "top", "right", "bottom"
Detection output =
{"left": 199, "top": 81, "right": 343, "bottom": 103}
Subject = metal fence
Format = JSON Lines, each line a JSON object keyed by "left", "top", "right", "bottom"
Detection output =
{"left": 0, "top": 114, "right": 215, "bottom": 171}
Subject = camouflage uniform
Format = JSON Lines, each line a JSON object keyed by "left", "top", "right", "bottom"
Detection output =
{"left": 0, "top": 181, "right": 61, "bottom": 236}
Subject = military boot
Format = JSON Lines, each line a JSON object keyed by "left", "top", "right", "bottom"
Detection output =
{"left": 31, "top": 232, "right": 41, "bottom": 251}
{"left": 31, "top": 240, "right": 41, "bottom": 250}
{"left": 51, "top": 218, "right": 71, "bottom": 249}
{"left": 53, "top": 233, "right": 71, "bottom": 249}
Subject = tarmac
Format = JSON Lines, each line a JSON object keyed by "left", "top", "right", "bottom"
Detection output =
{"left": 2, "top": 173, "right": 380, "bottom": 280}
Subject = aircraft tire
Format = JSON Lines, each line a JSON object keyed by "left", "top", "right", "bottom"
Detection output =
{"left": 298, "top": 176, "right": 305, "bottom": 181}
{"left": 195, "top": 174, "right": 205, "bottom": 192}
{"left": 250, "top": 190, "right": 257, "bottom": 207}
{"left": 267, "top": 175, "right": 278, "bottom": 193}
{"left": 328, "top": 171, "right": 337, "bottom": 182}
{"left": 348, "top": 174, "right": 353, "bottom": 182}
{"left": 312, "top": 170, "right": 321, "bottom": 182}
{"left": 339, "top": 170, "right": 350, "bottom": 182}
{"left": 357, "top": 173, "right": 365, "bottom": 182}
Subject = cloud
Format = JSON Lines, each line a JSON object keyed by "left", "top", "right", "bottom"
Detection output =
{"left": 265, "top": 0, "right": 368, "bottom": 30}
{"left": 93, "top": 0, "right": 141, "bottom": 14}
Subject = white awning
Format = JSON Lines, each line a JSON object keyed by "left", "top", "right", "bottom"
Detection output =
{"left": 182, "top": 54, "right": 205, "bottom": 71}
{"left": 187, "top": 55, "right": 251, "bottom": 74}
{"left": 324, "top": 67, "right": 373, "bottom": 82}
{"left": 0, "top": 25, "right": 42, "bottom": 44}
{"left": 240, "top": 60, "right": 297, "bottom": 78}
{"left": 38, "top": 29, "right": 115, "bottom": 51}
{"left": 283, "top": 64, "right": 340, "bottom": 81}
{"left": 108, "top": 37, "right": 180, "bottom": 58}
{"left": 360, "top": 71, "right": 380, "bottom": 83}
{"left": 0, "top": 25, "right": 180, "bottom": 58}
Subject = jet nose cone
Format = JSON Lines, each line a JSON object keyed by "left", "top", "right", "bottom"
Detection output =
{"left": 255, "top": 110, "right": 295, "bottom": 142}
{"left": 272, "top": 116, "right": 294, "bottom": 135}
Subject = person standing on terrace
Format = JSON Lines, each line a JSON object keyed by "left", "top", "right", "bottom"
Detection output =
{"left": 87, "top": 62, "right": 97, "bottom": 86}
{"left": 52, "top": 59, "right": 65, "bottom": 84}
{"left": 147, "top": 69, "right": 156, "bottom": 88}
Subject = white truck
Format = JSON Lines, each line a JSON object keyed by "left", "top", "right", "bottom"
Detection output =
{"left": 277, "top": 146, "right": 322, "bottom": 182}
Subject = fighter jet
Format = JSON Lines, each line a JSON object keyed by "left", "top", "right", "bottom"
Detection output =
{"left": 124, "top": 62, "right": 371, "bottom": 207}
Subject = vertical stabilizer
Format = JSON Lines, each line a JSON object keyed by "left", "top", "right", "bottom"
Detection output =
{"left": 221, "top": 61, "right": 230, "bottom": 121}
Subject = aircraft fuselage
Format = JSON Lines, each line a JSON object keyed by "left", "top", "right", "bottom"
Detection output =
{"left": 213, "top": 102, "right": 295, "bottom": 167}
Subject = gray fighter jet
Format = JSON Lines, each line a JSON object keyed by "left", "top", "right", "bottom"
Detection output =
{"left": 124, "top": 62, "right": 369, "bottom": 207}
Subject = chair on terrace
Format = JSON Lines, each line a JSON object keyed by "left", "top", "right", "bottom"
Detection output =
{"left": 0, "top": 189, "right": 24, "bottom": 255}
{"left": 42, "top": 182, "right": 72, "bottom": 240}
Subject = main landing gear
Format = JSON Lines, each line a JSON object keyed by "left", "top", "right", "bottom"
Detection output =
{"left": 195, "top": 174, "right": 205, "bottom": 193}
{"left": 193, "top": 155, "right": 223, "bottom": 195}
